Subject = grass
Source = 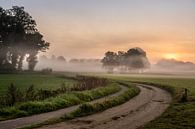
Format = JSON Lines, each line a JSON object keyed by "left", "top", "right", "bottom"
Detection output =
{"left": 94, "top": 73, "right": 195, "bottom": 129}
{"left": 0, "top": 74, "right": 75, "bottom": 96}
{"left": 2, "top": 73, "right": 195, "bottom": 129}
{"left": 71, "top": 83, "right": 139, "bottom": 117}
{"left": 127, "top": 78, "right": 195, "bottom": 129}
{"left": 20, "top": 82, "right": 140, "bottom": 129}
{"left": 0, "top": 82, "right": 121, "bottom": 120}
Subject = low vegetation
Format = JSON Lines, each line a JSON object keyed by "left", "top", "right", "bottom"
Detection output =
{"left": 130, "top": 78, "right": 195, "bottom": 129}
{"left": 0, "top": 82, "right": 120, "bottom": 120}
{"left": 0, "top": 74, "right": 75, "bottom": 96}
{"left": 83, "top": 73, "right": 195, "bottom": 129}
{"left": 0, "top": 75, "right": 108, "bottom": 107}
{"left": 20, "top": 82, "right": 140, "bottom": 129}
{"left": 71, "top": 83, "right": 139, "bottom": 117}
{"left": 100, "top": 75, "right": 195, "bottom": 129}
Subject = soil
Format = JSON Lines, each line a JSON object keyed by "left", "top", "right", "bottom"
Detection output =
{"left": 39, "top": 84, "right": 172, "bottom": 129}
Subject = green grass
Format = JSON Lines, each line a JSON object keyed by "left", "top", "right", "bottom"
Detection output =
{"left": 71, "top": 83, "right": 139, "bottom": 117}
{"left": 94, "top": 73, "right": 195, "bottom": 129}
{"left": 19, "top": 82, "right": 140, "bottom": 129}
{"left": 126, "top": 78, "right": 195, "bottom": 129}
{"left": 0, "top": 74, "right": 75, "bottom": 96}
{"left": 0, "top": 83, "right": 121, "bottom": 120}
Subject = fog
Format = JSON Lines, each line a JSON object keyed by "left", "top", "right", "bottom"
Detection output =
{"left": 151, "top": 59, "right": 195, "bottom": 73}
{"left": 35, "top": 58, "right": 104, "bottom": 73}
{"left": 30, "top": 57, "right": 195, "bottom": 75}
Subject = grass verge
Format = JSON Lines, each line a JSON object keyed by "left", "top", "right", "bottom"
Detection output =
{"left": 19, "top": 82, "right": 140, "bottom": 129}
{"left": 118, "top": 77, "right": 195, "bottom": 129}
{"left": 90, "top": 74, "right": 195, "bottom": 129}
{"left": 0, "top": 83, "right": 120, "bottom": 120}
{"left": 135, "top": 81, "right": 195, "bottom": 129}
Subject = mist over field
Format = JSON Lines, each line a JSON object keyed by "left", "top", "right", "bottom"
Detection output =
{"left": 35, "top": 58, "right": 104, "bottom": 72}
{"left": 33, "top": 56, "right": 195, "bottom": 74}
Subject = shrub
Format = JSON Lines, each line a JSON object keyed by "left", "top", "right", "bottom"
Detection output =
{"left": 41, "top": 68, "right": 53, "bottom": 74}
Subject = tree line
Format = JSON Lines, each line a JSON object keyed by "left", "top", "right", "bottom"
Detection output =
{"left": 101, "top": 47, "right": 150, "bottom": 73}
{"left": 40, "top": 55, "right": 101, "bottom": 64}
{"left": 0, "top": 6, "right": 49, "bottom": 73}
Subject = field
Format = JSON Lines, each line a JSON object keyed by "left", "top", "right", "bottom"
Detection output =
{"left": 0, "top": 74, "right": 75, "bottom": 96}
{"left": 0, "top": 73, "right": 195, "bottom": 129}
{"left": 95, "top": 73, "right": 195, "bottom": 129}
{"left": 131, "top": 77, "right": 195, "bottom": 129}
{"left": 0, "top": 73, "right": 130, "bottom": 122}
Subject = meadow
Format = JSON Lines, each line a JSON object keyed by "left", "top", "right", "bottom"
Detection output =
{"left": 132, "top": 77, "right": 195, "bottom": 129}
{"left": 1, "top": 73, "right": 195, "bottom": 129}
{"left": 0, "top": 74, "right": 75, "bottom": 96}
{"left": 95, "top": 73, "right": 195, "bottom": 129}
{"left": 0, "top": 73, "right": 125, "bottom": 121}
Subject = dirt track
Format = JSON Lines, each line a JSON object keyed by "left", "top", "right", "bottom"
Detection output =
{"left": 39, "top": 84, "right": 172, "bottom": 129}
{"left": 0, "top": 85, "right": 128, "bottom": 129}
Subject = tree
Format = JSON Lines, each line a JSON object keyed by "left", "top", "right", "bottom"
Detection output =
{"left": 57, "top": 56, "right": 66, "bottom": 62}
{"left": 101, "top": 51, "right": 119, "bottom": 73}
{"left": 125, "top": 47, "right": 150, "bottom": 71}
{"left": 25, "top": 32, "right": 49, "bottom": 71}
{"left": 117, "top": 51, "right": 127, "bottom": 73}
{"left": 0, "top": 6, "right": 49, "bottom": 72}
{"left": 101, "top": 47, "right": 150, "bottom": 73}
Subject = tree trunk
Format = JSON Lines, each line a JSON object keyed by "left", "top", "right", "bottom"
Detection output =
{"left": 27, "top": 51, "right": 38, "bottom": 71}
{"left": 18, "top": 55, "right": 24, "bottom": 71}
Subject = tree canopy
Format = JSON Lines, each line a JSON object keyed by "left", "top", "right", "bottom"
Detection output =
{"left": 101, "top": 47, "right": 150, "bottom": 73}
{"left": 0, "top": 6, "right": 49, "bottom": 72}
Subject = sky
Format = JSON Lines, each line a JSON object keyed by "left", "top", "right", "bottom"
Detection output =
{"left": 1, "top": 0, "right": 195, "bottom": 63}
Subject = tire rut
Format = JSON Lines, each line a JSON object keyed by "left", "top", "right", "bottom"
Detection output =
{"left": 0, "top": 85, "right": 128, "bottom": 129}
{"left": 39, "top": 84, "right": 171, "bottom": 129}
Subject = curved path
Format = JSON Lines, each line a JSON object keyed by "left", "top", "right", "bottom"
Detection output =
{"left": 39, "top": 84, "right": 172, "bottom": 129}
{"left": 0, "top": 85, "right": 128, "bottom": 129}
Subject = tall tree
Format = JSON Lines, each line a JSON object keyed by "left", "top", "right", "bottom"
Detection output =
{"left": 0, "top": 6, "right": 49, "bottom": 72}
{"left": 125, "top": 47, "right": 150, "bottom": 71}
{"left": 101, "top": 51, "right": 119, "bottom": 73}
{"left": 101, "top": 48, "right": 150, "bottom": 73}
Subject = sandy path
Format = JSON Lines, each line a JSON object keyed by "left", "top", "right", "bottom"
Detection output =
{"left": 39, "top": 84, "right": 172, "bottom": 129}
{"left": 0, "top": 85, "right": 128, "bottom": 129}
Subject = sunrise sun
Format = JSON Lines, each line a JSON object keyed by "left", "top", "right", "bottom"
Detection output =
{"left": 164, "top": 53, "right": 178, "bottom": 59}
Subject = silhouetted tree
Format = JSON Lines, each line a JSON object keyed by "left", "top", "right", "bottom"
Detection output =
{"left": 101, "top": 48, "right": 150, "bottom": 73}
{"left": 125, "top": 47, "right": 150, "bottom": 72}
{"left": 101, "top": 51, "right": 119, "bottom": 73}
{"left": 117, "top": 51, "right": 127, "bottom": 73}
{"left": 0, "top": 6, "right": 49, "bottom": 72}
{"left": 57, "top": 56, "right": 66, "bottom": 62}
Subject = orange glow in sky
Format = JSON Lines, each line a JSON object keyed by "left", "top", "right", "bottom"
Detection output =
{"left": 163, "top": 54, "right": 179, "bottom": 60}
{"left": 1, "top": 0, "right": 195, "bottom": 63}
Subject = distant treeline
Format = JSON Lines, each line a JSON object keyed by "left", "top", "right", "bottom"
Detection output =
{"left": 39, "top": 55, "right": 101, "bottom": 63}
{"left": 155, "top": 58, "right": 195, "bottom": 71}
{"left": 101, "top": 47, "right": 150, "bottom": 73}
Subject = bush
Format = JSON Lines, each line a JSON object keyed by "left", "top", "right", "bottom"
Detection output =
{"left": 41, "top": 68, "right": 53, "bottom": 74}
